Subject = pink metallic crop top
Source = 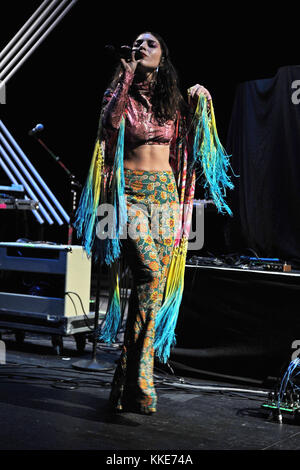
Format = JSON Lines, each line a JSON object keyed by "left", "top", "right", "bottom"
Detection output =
{"left": 101, "top": 70, "right": 176, "bottom": 150}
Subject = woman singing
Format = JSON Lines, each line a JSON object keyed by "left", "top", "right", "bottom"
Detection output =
{"left": 75, "top": 31, "right": 233, "bottom": 415}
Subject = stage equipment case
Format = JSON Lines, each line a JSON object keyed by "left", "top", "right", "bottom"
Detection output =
{"left": 0, "top": 242, "right": 96, "bottom": 354}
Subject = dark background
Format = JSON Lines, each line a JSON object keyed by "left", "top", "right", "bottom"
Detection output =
{"left": 1, "top": 1, "right": 299, "bottom": 253}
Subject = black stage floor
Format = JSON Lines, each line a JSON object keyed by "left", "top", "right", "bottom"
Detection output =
{"left": 0, "top": 331, "right": 300, "bottom": 458}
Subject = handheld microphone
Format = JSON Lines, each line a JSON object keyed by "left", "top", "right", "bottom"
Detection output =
{"left": 104, "top": 45, "right": 143, "bottom": 60}
{"left": 28, "top": 123, "right": 44, "bottom": 136}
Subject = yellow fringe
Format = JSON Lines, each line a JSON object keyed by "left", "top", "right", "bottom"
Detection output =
{"left": 91, "top": 139, "right": 104, "bottom": 211}
{"left": 164, "top": 236, "right": 188, "bottom": 300}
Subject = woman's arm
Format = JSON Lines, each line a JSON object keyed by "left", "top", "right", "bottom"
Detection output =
{"left": 101, "top": 51, "right": 142, "bottom": 130}
{"left": 101, "top": 69, "right": 134, "bottom": 130}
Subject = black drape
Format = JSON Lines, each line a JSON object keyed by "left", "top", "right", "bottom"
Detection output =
{"left": 226, "top": 65, "right": 300, "bottom": 264}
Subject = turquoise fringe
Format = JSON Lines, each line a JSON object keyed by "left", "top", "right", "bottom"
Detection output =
{"left": 154, "top": 97, "right": 235, "bottom": 362}
{"left": 154, "top": 240, "right": 188, "bottom": 363}
{"left": 99, "top": 262, "right": 121, "bottom": 343}
{"left": 193, "top": 96, "right": 234, "bottom": 216}
{"left": 74, "top": 142, "right": 102, "bottom": 257}
{"left": 74, "top": 117, "right": 126, "bottom": 344}
{"left": 101, "top": 117, "right": 127, "bottom": 266}
{"left": 154, "top": 287, "right": 184, "bottom": 363}
{"left": 98, "top": 119, "right": 127, "bottom": 343}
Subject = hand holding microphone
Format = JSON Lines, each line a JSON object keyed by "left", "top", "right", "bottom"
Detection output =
{"left": 105, "top": 44, "right": 144, "bottom": 60}
{"left": 105, "top": 44, "right": 144, "bottom": 74}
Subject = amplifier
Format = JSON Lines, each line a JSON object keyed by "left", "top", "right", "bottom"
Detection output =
{"left": 0, "top": 243, "right": 93, "bottom": 352}
{"left": 0, "top": 198, "right": 39, "bottom": 210}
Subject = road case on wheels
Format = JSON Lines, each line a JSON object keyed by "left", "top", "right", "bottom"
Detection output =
{"left": 0, "top": 242, "right": 95, "bottom": 354}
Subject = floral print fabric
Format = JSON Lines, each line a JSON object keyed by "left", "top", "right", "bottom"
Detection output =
{"left": 109, "top": 169, "right": 180, "bottom": 413}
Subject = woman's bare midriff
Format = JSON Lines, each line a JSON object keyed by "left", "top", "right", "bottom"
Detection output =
{"left": 124, "top": 144, "right": 172, "bottom": 171}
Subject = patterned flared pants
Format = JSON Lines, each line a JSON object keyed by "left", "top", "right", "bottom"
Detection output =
{"left": 109, "top": 168, "right": 179, "bottom": 414}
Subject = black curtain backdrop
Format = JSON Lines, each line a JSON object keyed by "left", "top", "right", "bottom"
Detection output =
{"left": 226, "top": 65, "right": 300, "bottom": 265}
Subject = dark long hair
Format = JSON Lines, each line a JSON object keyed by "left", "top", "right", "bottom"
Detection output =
{"left": 108, "top": 31, "right": 188, "bottom": 123}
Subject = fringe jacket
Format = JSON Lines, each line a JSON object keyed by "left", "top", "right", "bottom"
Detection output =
{"left": 74, "top": 70, "right": 234, "bottom": 363}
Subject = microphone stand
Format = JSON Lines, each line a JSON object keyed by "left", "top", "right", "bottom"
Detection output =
{"left": 33, "top": 134, "right": 81, "bottom": 244}
{"left": 72, "top": 259, "right": 115, "bottom": 372}
{"left": 32, "top": 131, "right": 114, "bottom": 372}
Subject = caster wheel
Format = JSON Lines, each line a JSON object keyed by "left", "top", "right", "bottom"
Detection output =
{"left": 51, "top": 335, "right": 63, "bottom": 355}
{"left": 74, "top": 333, "right": 86, "bottom": 353}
